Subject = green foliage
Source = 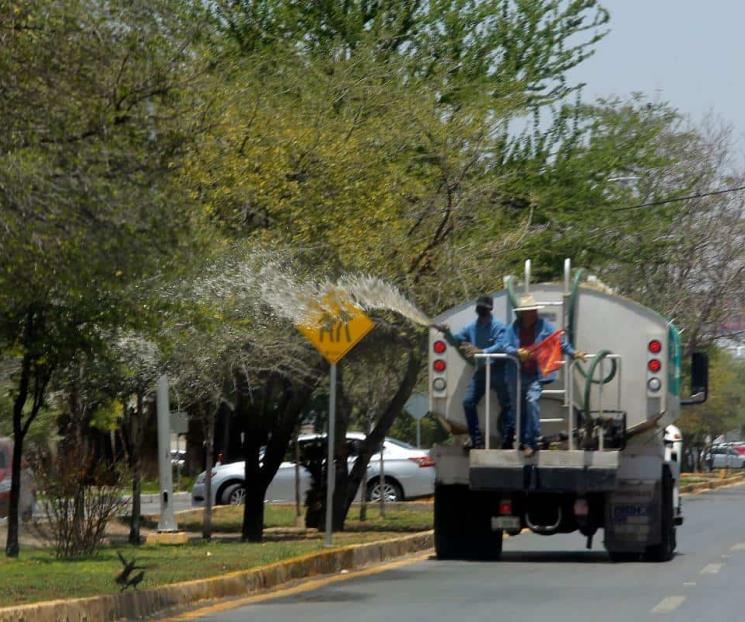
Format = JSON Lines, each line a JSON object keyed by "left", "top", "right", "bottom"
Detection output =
{"left": 678, "top": 350, "right": 745, "bottom": 442}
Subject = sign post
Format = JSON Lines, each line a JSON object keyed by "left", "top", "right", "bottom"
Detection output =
{"left": 296, "top": 293, "right": 374, "bottom": 547}
{"left": 325, "top": 363, "right": 337, "bottom": 546}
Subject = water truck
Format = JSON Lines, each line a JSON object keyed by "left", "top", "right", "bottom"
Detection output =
{"left": 429, "top": 259, "right": 708, "bottom": 561}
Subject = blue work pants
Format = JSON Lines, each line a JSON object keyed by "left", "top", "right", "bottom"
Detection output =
{"left": 462, "top": 366, "right": 510, "bottom": 448}
{"left": 504, "top": 375, "right": 543, "bottom": 449}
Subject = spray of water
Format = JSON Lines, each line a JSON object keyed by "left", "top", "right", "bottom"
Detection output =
{"left": 336, "top": 275, "right": 432, "bottom": 327}
{"left": 175, "top": 249, "right": 432, "bottom": 331}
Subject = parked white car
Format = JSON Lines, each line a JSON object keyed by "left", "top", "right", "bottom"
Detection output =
{"left": 704, "top": 445, "right": 745, "bottom": 470}
{"left": 191, "top": 433, "right": 435, "bottom": 507}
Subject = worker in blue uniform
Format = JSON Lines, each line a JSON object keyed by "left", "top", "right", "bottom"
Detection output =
{"left": 438, "top": 296, "right": 511, "bottom": 449}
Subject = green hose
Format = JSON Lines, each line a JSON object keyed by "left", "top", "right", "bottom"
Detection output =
{"left": 581, "top": 349, "right": 616, "bottom": 419}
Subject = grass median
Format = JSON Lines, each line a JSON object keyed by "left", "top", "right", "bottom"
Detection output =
{"left": 0, "top": 504, "right": 433, "bottom": 608}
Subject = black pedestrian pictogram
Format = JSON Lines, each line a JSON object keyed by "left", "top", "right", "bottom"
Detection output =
{"left": 318, "top": 308, "right": 352, "bottom": 343}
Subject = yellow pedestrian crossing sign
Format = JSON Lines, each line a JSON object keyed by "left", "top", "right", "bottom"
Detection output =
{"left": 296, "top": 292, "right": 374, "bottom": 364}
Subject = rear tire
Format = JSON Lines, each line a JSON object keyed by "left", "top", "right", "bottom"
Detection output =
{"left": 434, "top": 484, "right": 502, "bottom": 561}
{"left": 367, "top": 477, "right": 404, "bottom": 503}
{"left": 644, "top": 466, "right": 676, "bottom": 562}
{"left": 221, "top": 483, "right": 246, "bottom": 506}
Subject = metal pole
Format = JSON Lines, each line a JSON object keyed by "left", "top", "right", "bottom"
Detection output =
{"left": 379, "top": 442, "right": 386, "bottom": 517}
{"left": 568, "top": 359, "right": 574, "bottom": 450}
{"left": 156, "top": 375, "right": 177, "bottom": 532}
{"left": 485, "top": 358, "right": 491, "bottom": 449}
{"left": 294, "top": 427, "right": 302, "bottom": 527}
{"left": 599, "top": 359, "right": 605, "bottom": 451}
{"left": 416, "top": 419, "right": 421, "bottom": 449}
{"left": 524, "top": 259, "right": 531, "bottom": 293}
{"left": 324, "top": 363, "right": 336, "bottom": 547}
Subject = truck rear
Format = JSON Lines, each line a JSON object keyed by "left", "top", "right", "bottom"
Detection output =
{"left": 430, "top": 260, "right": 708, "bottom": 561}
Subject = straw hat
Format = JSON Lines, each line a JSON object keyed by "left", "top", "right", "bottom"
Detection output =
{"left": 514, "top": 294, "right": 544, "bottom": 312}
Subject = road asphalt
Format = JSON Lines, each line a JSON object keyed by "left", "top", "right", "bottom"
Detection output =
{"left": 194, "top": 482, "right": 745, "bottom": 622}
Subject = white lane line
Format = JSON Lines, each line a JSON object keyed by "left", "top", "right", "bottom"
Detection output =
{"left": 721, "top": 554, "right": 731, "bottom": 559}
{"left": 683, "top": 582, "right": 696, "bottom": 587}
{"left": 730, "top": 542, "right": 745, "bottom": 551}
{"left": 700, "top": 563, "right": 723, "bottom": 575}
{"left": 651, "top": 596, "right": 686, "bottom": 614}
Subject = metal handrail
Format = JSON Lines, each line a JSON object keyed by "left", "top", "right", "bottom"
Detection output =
{"left": 474, "top": 353, "right": 521, "bottom": 451}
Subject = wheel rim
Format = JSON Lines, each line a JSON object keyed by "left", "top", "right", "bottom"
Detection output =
{"left": 229, "top": 487, "right": 246, "bottom": 505}
{"left": 369, "top": 482, "right": 400, "bottom": 502}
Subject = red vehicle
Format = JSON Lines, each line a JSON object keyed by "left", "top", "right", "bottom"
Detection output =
{"left": 0, "top": 438, "right": 36, "bottom": 522}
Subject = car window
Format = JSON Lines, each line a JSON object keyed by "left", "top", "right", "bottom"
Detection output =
{"left": 0, "top": 451, "right": 5, "bottom": 469}
{"left": 385, "top": 438, "right": 415, "bottom": 450}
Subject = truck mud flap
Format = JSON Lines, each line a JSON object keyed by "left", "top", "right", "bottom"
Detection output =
{"left": 604, "top": 482, "right": 659, "bottom": 552}
{"left": 470, "top": 466, "right": 617, "bottom": 492}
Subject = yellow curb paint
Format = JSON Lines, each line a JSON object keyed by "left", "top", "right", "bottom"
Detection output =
{"left": 681, "top": 475, "right": 745, "bottom": 496}
{"left": 165, "top": 551, "right": 433, "bottom": 621}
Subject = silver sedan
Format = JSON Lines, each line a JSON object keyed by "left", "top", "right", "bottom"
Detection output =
{"left": 191, "top": 434, "right": 435, "bottom": 507}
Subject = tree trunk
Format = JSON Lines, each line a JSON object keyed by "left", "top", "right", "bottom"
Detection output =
{"left": 242, "top": 430, "right": 265, "bottom": 542}
{"left": 5, "top": 349, "right": 31, "bottom": 558}
{"left": 243, "top": 483, "right": 265, "bottom": 542}
{"left": 341, "top": 336, "right": 425, "bottom": 525}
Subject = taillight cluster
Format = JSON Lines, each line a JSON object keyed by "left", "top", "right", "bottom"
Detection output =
{"left": 432, "top": 339, "right": 447, "bottom": 394}
{"left": 647, "top": 338, "right": 663, "bottom": 393}
{"left": 408, "top": 455, "right": 435, "bottom": 468}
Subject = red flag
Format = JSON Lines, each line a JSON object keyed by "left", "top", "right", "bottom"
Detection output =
{"left": 527, "top": 330, "right": 564, "bottom": 376}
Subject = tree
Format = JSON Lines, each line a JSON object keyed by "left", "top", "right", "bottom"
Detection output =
{"left": 0, "top": 0, "right": 206, "bottom": 556}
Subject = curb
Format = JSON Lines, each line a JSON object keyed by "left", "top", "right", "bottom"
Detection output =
{"left": 0, "top": 531, "right": 434, "bottom": 622}
{"left": 680, "top": 472, "right": 745, "bottom": 494}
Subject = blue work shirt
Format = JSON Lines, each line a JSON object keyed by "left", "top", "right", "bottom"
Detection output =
{"left": 500, "top": 318, "right": 575, "bottom": 383}
{"left": 451, "top": 316, "right": 506, "bottom": 369}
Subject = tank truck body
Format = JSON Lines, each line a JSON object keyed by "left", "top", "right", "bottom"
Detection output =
{"left": 430, "top": 260, "right": 708, "bottom": 561}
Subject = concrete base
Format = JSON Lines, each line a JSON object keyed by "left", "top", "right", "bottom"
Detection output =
{"left": 145, "top": 531, "right": 189, "bottom": 545}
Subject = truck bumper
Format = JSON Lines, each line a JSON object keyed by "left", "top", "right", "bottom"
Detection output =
{"left": 468, "top": 449, "right": 620, "bottom": 493}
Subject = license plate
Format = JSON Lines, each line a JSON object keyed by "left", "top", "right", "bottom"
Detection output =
{"left": 492, "top": 516, "right": 520, "bottom": 530}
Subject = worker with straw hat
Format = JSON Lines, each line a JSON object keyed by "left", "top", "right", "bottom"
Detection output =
{"left": 499, "top": 294, "right": 585, "bottom": 457}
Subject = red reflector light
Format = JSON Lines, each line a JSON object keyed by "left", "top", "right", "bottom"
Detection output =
{"left": 648, "top": 339, "right": 662, "bottom": 354}
{"left": 573, "top": 498, "right": 589, "bottom": 516}
{"left": 433, "top": 340, "right": 447, "bottom": 354}
{"left": 409, "top": 455, "right": 435, "bottom": 468}
{"left": 499, "top": 500, "right": 512, "bottom": 515}
{"left": 648, "top": 359, "right": 661, "bottom": 373}
{"left": 433, "top": 359, "right": 446, "bottom": 373}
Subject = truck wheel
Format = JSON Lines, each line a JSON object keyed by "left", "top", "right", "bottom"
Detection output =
{"left": 434, "top": 484, "right": 502, "bottom": 561}
{"left": 644, "top": 466, "right": 675, "bottom": 562}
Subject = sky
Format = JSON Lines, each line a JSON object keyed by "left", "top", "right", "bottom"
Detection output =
{"left": 570, "top": 1, "right": 745, "bottom": 143}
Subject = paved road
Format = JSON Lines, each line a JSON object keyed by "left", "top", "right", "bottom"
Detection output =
{"left": 197, "top": 482, "right": 745, "bottom": 622}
